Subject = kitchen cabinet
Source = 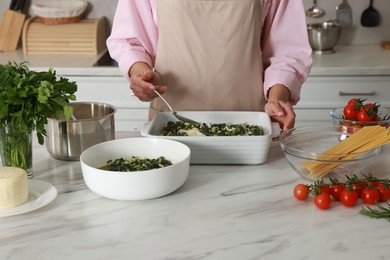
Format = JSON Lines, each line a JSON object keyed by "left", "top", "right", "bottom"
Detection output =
{"left": 294, "top": 45, "right": 390, "bottom": 125}
{"left": 295, "top": 75, "right": 390, "bottom": 123}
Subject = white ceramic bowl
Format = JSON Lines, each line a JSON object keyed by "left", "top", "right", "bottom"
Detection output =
{"left": 31, "top": 0, "right": 88, "bottom": 18}
{"left": 80, "top": 138, "right": 191, "bottom": 200}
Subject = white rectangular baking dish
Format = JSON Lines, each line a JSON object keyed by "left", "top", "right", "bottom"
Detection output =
{"left": 140, "top": 111, "right": 279, "bottom": 165}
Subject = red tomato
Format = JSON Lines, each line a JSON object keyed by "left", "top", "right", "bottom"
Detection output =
{"left": 369, "top": 181, "right": 381, "bottom": 187}
{"left": 361, "top": 188, "right": 380, "bottom": 205}
{"left": 357, "top": 109, "right": 376, "bottom": 122}
{"left": 338, "top": 122, "right": 350, "bottom": 135}
{"left": 347, "top": 98, "right": 365, "bottom": 107}
{"left": 293, "top": 184, "right": 309, "bottom": 201}
{"left": 330, "top": 184, "right": 345, "bottom": 201}
{"left": 338, "top": 123, "right": 362, "bottom": 135}
{"left": 377, "top": 183, "right": 390, "bottom": 202}
{"left": 351, "top": 182, "right": 365, "bottom": 197}
{"left": 343, "top": 105, "right": 359, "bottom": 120}
{"left": 363, "top": 103, "right": 379, "bottom": 115}
{"left": 321, "top": 186, "right": 331, "bottom": 195}
{"left": 348, "top": 124, "right": 363, "bottom": 134}
{"left": 340, "top": 189, "right": 359, "bottom": 207}
{"left": 314, "top": 193, "right": 332, "bottom": 210}
{"left": 347, "top": 98, "right": 359, "bottom": 106}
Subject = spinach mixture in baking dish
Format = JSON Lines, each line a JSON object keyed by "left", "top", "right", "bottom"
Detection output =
{"left": 99, "top": 156, "right": 173, "bottom": 172}
{"left": 161, "top": 121, "right": 264, "bottom": 136}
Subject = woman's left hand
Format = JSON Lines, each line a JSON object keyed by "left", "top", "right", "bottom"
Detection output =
{"left": 265, "top": 100, "right": 295, "bottom": 132}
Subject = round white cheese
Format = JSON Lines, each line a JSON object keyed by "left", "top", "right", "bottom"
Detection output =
{"left": 0, "top": 167, "right": 29, "bottom": 209}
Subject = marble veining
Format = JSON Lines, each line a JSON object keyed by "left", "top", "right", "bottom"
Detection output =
{"left": 1, "top": 132, "right": 390, "bottom": 260}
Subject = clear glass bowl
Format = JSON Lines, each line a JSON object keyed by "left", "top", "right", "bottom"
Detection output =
{"left": 330, "top": 107, "right": 390, "bottom": 140}
{"left": 279, "top": 126, "right": 381, "bottom": 181}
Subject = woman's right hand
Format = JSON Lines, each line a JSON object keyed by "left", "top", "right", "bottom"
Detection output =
{"left": 129, "top": 62, "right": 167, "bottom": 102}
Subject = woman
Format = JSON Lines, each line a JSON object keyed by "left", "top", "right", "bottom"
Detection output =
{"left": 107, "top": 0, "right": 312, "bottom": 131}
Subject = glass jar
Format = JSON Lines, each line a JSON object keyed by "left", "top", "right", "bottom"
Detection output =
{"left": 0, "top": 126, "right": 33, "bottom": 179}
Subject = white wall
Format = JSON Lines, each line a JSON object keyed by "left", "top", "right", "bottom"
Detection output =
{"left": 0, "top": 0, "right": 389, "bottom": 45}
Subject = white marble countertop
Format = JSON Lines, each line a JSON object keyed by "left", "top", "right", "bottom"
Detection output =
{"left": 1, "top": 45, "right": 390, "bottom": 76}
{"left": 1, "top": 131, "right": 390, "bottom": 260}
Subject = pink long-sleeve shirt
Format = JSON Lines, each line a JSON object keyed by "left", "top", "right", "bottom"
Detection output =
{"left": 106, "top": 0, "right": 312, "bottom": 104}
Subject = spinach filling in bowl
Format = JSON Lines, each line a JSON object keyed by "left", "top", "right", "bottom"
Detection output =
{"left": 99, "top": 156, "right": 172, "bottom": 172}
{"left": 162, "top": 121, "right": 264, "bottom": 136}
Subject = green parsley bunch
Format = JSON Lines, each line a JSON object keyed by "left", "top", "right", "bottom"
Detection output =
{"left": 0, "top": 61, "right": 77, "bottom": 144}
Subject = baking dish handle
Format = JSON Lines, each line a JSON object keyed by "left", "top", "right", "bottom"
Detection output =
{"left": 271, "top": 122, "right": 281, "bottom": 141}
{"left": 140, "top": 122, "right": 151, "bottom": 137}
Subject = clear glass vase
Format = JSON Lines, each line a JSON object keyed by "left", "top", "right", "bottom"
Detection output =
{"left": 0, "top": 127, "right": 33, "bottom": 179}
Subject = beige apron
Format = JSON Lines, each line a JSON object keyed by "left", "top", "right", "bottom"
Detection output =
{"left": 150, "top": 0, "right": 265, "bottom": 119}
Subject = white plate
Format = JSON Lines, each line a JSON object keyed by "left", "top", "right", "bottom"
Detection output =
{"left": 0, "top": 180, "right": 57, "bottom": 217}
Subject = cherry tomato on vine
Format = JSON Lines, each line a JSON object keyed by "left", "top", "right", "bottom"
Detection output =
{"left": 330, "top": 184, "right": 345, "bottom": 201}
{"left": 314, "top": 193, "right": 332, "bottom": 210}
{"left": 347, "top": 98, "right": 365, "bottom": 107}
{"left": 363, "top": 103, "right": 379, "bottom": 117}
{"left": 351, "top": 182, "right": 365, "bottom": 198}
{"left": 320, "top": 186, "right": 331, "bottom": 195}
{"left": 361, "top": 188, "right": 380, "bottom": 205}
{"left": 340, "top": 189, "right": 359, "bottom": 207}
{"left": 357, "top": 109, "right": 376, "bottom": 122}
{"left": 376, "top": 183, "right": 390, "bottom": 202}
{"left": 293, "top": 184, "right": 310, "bottom": 201}
{"left": 368, "top": 181, "right": 381, "bottom": 187}
{"left": 343, "top": 105, "right": 359, "bottom": 120}
{"left": 347, "top": 98, "right": 358, "bottom": 106}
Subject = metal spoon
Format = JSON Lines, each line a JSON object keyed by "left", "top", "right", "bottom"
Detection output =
{"left": 306, "top": 0, "right": 325, "bottom": 18}
{"left": 153, "top": 90, "right": 199, "bottom": 124}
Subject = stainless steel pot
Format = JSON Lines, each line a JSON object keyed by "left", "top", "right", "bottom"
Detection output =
{"left": 307, "top": 20, "right": 341, "bottom": 54}
{"left": 45, "top": 102, "right": 117, "bottom": 161}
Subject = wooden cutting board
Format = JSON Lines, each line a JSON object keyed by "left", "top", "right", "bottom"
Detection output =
{"left": 22, "top": 17, "right": 107, "bottom": 55}
{"left": 0, "top": 10, "right": 26, "bottom": 51}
